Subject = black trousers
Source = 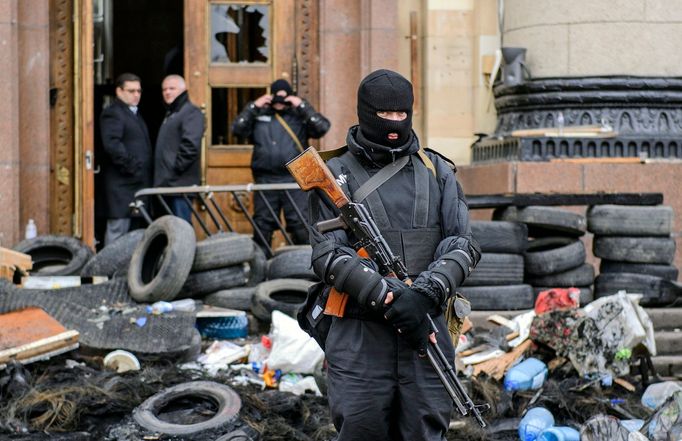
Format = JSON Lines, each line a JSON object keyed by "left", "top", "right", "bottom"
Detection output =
{"left": 324, "top": 315, "right": 455, "bottom": 441}
{"left": 252, "top": 188, "right": 309, "bottom": 248}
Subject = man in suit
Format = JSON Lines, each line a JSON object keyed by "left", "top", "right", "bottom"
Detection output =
{"left": 99, "top": 73, "right": 153, "bottom": 245}
{"left": 153, "top": 74, "right": 204, "bottom": 223}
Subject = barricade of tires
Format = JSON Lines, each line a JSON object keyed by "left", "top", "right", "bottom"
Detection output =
{"left": 589, "top": 205, "right": 681, "bottom": 306}
{"left": 459, "top": 220, "right": 534, "bottom": 310}
{"left": 495, "top": 206, "right": 595, "bottom": 306}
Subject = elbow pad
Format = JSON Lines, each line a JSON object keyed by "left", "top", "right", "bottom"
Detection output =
{"left": 327, "top": 255, "right": 389, "bottom": 310}
{"left": 429, "top": 252, "right": 469, "bottom": 298}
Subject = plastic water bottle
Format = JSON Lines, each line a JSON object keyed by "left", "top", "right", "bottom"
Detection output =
{"left": 25, "top": 219, "right": 37, "bottom": 240}
{"left": 537, "top": 426, "right": 580, "bottom": 441}
{"left": 146, "top": 301, "right": 173, "bottom": 315}
{"left": 170, "top": 299, "right": 196, "bottom": 312}
{"left": 518, "top": 407, "right": 554, "bottom": 441}
{"left": 504, "top": 357, "right": 548, "bottom": 391}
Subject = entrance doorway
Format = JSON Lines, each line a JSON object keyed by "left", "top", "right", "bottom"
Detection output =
{"left": 93, "top": 0, "right": 183, "bottom": 247}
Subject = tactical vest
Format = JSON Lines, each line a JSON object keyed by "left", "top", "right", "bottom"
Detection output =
{"left": 332, "top": 151, "right": 443, "bottom": 277}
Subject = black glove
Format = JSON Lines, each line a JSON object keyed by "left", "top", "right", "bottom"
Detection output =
{"left": 383, "top": 287, "right": 435, "bottom": 356}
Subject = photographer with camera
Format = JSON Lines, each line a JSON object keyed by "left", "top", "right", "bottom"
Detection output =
{"left": 232, "top": 79, "right": 330, "bottom": 250}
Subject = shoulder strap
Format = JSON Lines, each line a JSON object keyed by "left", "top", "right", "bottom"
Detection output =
{"left": 353, "top": 154, "right": 410, "bottom": 203}
{"left": 337, "top": 153, "right": 391, "bottom": 229}
{"left": 416, "top": 147, "right": 437, "bottom": 177}
{"left": 274, "top": 113, "right": 304, "bottom": 153}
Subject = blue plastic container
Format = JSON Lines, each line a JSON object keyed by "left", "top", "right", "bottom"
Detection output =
{"left": 505, "top": 357, "right": 548, "bottom": 391}
{"left": 518, "top": 407, "right": 554, "bottom": 441}
{"left": 197, "top": 315, "right": 249, "bottom": 339}
{"left": 537, "top": 426, "right": 580, "bottom": 441}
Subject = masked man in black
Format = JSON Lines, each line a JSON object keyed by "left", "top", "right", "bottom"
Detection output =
{"left": 307, "top": 69, "right": 481, "bottom": 440}
{"left": 232, "top": 79, "right": 330, "bottom": 252}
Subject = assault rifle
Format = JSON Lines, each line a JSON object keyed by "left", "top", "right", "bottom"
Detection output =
{"left": 286, "top": 147, "right": 490, "bottom": 428}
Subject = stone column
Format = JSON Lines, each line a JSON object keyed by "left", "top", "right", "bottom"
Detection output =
{"left": 0, "top": 0, "right": 20, "bottom": 247}
{"left": 18, "top": 0, "right": 50, "bottom": 243}
{"left": 503, "top": 0, "right": 682, "bottom": 77}
{"left": 319, "top": 0, "right": 399, "bottom": 148}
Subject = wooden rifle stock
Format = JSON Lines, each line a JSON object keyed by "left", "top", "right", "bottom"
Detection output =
{"left": 286, "top": 148, "right": 349, "bottom": 209}
{"left": 286, "top": 147, "right": 353, "bottom": 317}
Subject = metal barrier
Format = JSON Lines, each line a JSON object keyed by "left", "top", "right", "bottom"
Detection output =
{"left": 131, "top": 183, "right": 308, "bottom": 257}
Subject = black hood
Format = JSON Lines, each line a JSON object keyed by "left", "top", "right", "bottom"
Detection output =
{"left": 346, "top": 125, "right": 419, "bottom": 166}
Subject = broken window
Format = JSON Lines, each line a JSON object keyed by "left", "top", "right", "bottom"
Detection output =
{"left": 212, "top": 87, "right": 267, "bottom": 145}
{"left": 211, "top": 3, "right": 270, "bottom": 63}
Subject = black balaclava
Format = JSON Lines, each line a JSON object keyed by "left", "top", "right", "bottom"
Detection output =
{"left": 270, "top": 79, "right": 294, "bottom": 106}
{"left": 357, "top": 69, "right": 413, "bottom": 147}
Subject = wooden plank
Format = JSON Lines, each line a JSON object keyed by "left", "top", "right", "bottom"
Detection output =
{"left": 0, "top": 247, "right": 32, "bottom": 271}
{"left": 0, "top": 266, "right": 14, "bottom": 281}
{"left": 0, "top": 307, "right": 79, "bottom": 365}
{"left": 78, "top": 0, "right": 95, "bottom": 248}
{"left": 472, "top": 339, "right": 532, "bottom": 380}
{"left": 467, "top": 192, "right": 664, "bottom": 209}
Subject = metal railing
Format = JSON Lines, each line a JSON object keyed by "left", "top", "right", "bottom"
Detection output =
{"left": 131, "top": 183, "right": 308, "bottom": 257}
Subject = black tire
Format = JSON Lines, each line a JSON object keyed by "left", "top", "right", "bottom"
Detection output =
{"left": 192, "top": 233, "right": 255, "bottom": 272}
{"left": 127, "top": 216, "right": 196, "bottom": 302}
{"left": 204, "top": 287, "right": 257, "bottom": 311}
{"left": 462, "top": 253, "right": 524, "bottom": 286}
{"left": 524, "top": 237, "right": 586, "bottom": 276}
{"left": 595, "top": 272, "right": 682, "bottom": 306}
{"left": 133, "top": 381, "right": 241, "bottom": 436}
{"left": 80, "top": 229, "right": 145, "bottom": 277}
{"left": 533, "top": 286, "right": 594, "bottom": 305}
{"left": 471, "top": 221, "right": 528, "bottom": 253}
{"left": 266, "top": 248, "right": 318, "bottom": 280}
{"left": 457, "top": 284, "right": 534, "bottom": 310}
{"left": 246, "top": 244, "right": 267, "bottom": 286}
{"left": 526, "top": 263, "right": 595, "bottom": 287}
{"left": 587, "top": 204, "right": 673, "bottom": 237}
{"left": 14, "top": 235, "right": 94, "bottom": 276}
{"left": 251, "top": 279, "right": 314, "bottom": 322}
{"left": 215, "top": 428, "right": 259, "bottom": 441}
{"left": 600, "top": 260, "right": 679, "bottom": 281}
{"left": 181, "top": 265, "right": 249, "bottom": 298}
{"left": 593, "top": 236, "right": 676, "bottom": 264}
{"left": 495, "top": 206, "right": 587, "bottom": 237}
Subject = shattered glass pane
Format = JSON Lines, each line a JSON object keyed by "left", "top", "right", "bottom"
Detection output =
{"left": 212, "top": 87, "right": 267, "bottom": 145}
{"left": 211, "top": 3, "right": 270, "bottom": 63}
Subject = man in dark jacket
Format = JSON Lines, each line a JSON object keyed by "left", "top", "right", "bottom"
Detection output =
{"left": 232, "top": 79, "right": 330, "bottom": 251}
{"left": 154, "top": 74, "right": 204, "bottom": 223}
{"left": 99, "top": 73, "right": 153, "bottom": 245}
{"left": 307, "top": 69, "right": 481, "bottom": 440}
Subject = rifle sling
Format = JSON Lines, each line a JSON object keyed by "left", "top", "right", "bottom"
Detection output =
{"left": 274, "top": 113, "right": 304, "bottom": 153}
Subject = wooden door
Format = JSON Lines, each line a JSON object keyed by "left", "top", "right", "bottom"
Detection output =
{"left": 184, "top": 0, "right": 308, "bottom": 236}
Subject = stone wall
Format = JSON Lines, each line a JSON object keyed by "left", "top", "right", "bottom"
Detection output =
{"left": 504, "top": 0, "right": 682, "bottom": 77}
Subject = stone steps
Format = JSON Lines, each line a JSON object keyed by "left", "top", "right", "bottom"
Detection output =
{"left": 654, "top": 330, "right": 682, "bottom": 355}
{"left": 652, "top": 355, "right": 682, "bottom": 377}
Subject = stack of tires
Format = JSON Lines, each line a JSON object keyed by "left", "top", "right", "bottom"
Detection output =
{"left": 589, "top": 205, "right": 680, "bottom": 306}
{"left": 495, "top": 206, "right": 595, "bottom": 306}
{"left": 459, "top": 220, "right": 533, "bottom": 310}
{"left": 126, "top": 217, "right": 255, "bottom": 304}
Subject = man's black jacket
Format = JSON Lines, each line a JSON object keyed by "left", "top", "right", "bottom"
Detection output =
{"left": 99, "top": 98, "right": 153, "bottom": 218}
{"left": 232, "top": 100, "right": 330, "bottom": 182}
{"left": 154, "top": 92, "right": 204, "bottom": 187}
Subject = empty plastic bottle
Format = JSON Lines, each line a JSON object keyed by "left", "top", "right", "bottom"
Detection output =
{"left": 25, "top": 219, "right": 37, "bottom": 240}
{"left": 504, "top": 357, "right": 548, "bottom": 391}
{"left": 170, "top": 299, "right": 196, "bottom": 312}
{"left": 519, "top": 407, "right": 554, "bottom": 441}
{"left": 537, "top": 426, "right": 580, "bottom": 441}
{"left": 146, "top": 301, "right": 173, "bottom": 315}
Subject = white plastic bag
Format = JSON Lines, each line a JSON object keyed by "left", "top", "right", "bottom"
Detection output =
{"left": 266, "top": 310, "right": 325, "bottom": 374}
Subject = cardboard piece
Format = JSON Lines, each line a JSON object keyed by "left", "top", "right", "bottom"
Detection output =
{"left": 0, "top": 307, "right": 79, "bottom": 368}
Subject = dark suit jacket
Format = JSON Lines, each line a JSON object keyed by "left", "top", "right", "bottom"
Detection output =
{"left": 99, "top": 98, "right": 153, "bottom": 218}
{"left": 153, "top": 92, "right": 204, "bottom": 187}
